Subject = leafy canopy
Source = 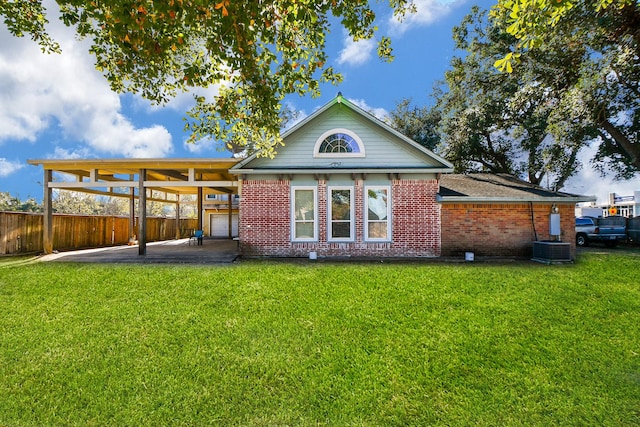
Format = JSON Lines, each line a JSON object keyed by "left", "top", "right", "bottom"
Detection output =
{"left": 1, "top": 0, "right": 413, "bottom": 156}
{"left": 490, "top": 0, "right": 640, "bottom": 177}
{"left": 433, "top": 7, "right": 587, "bottom": 189}
{"left": 492, "top": 0, "right": 640, "bottom": 72}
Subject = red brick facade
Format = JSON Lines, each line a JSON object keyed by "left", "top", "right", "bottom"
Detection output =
{"left": 239, "top": 178, "right": 441, "bottom": 258}
{"left": 238, "top": 180, "right": 291, "bottom": 256}
{"left": 440, "top": 203, "right": 576, "bottom": 257}
{"left": 391, "top": 179, "right": 441, "bottom": 256}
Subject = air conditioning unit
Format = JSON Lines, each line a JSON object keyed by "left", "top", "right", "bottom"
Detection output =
{"left": 532, "top": 241, "right": 572, "bottom": 264}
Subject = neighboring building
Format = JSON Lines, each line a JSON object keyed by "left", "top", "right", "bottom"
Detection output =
{"left": 576, "top": 191, "right": 640, "bottom": 218}
{"left": 604, "top": 192, "right": 639, "bottom": 218}
{"left": 204, "top": 193, "right": 239, "bottom": 238}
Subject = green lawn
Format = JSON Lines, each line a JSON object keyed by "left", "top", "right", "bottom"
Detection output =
{"left": 1, "top": 253, "right": 639, "bottom": 426}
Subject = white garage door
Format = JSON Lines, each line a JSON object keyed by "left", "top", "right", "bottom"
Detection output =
{"left": 210, "top": 213, "right": 239, "bottom": 238}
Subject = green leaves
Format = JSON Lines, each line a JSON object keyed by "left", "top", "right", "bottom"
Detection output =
{"left": 492, "top": 0, "right": 638, "bottom": 72}
{"left": 493, "top": 52, "right": 518, "bottom": 73}
{"left": 2, "top": 1, "right": 410, "bottom": 155}
{"left": 0, "top": 0, "right": 60, "bottom": 53}
{"left": 490, "top": 0, "right": 640, "bottom": 175}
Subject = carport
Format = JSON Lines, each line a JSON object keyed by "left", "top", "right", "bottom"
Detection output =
{"left": 28, "top": 158, "right": 241, "bottom": 256}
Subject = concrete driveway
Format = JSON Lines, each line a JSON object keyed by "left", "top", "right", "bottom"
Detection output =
{"left": 39, "top": 238, "right": 239, "bottom": 264}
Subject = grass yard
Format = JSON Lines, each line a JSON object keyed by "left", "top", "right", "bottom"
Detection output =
{"left": 0, "top": 253, "right": 639, "bottom": 426}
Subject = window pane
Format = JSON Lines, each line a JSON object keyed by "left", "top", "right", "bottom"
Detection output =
{"left": 296, "top": 222, "right": 314, "bottom": 239}
{"left": 329, "top": 188, "right": 352, "bottom": 240}
{"left": 332, "top": 222, "right": 351, "bottom": 238}
{"left": 367, "top": 189, "right": 388, "bottom": 220}
{"left": 331, "top": 189, "right": 351, "bottom": 220}
{"left": 368, "top": 222, "right": 388, "bottom": 239}
{"left": 319, "top": 133, "right": 360, "bottom": 153}
{"left": 295, "top": 190, "right": 314, "bottom": 220}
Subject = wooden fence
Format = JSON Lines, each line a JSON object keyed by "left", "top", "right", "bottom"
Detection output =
{"left": 0, "top": 212, "right": 198, "bottom": 255}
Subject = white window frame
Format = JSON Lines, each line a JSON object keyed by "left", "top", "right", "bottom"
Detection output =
{"left": 291, "top": 186, "right": 318, "bottom": 242}
{"left": 313, "top": 128, "right": 366, "bottom": 158}
{"left": 327, "top": 186, "right": 355, "bottom": 242}
{"left": 364, "top": 186, "right": 391, "bottom": 242}
{"left": 206, "top": 194, "right": 240, "bottom": 202}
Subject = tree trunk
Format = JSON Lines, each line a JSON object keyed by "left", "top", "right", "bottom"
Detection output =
{"left": 600, "top": 119, "right": 640, "bottom": 169}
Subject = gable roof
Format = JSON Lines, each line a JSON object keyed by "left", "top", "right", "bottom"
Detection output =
{"left": 438, "top": 174, "right": 596, "bottom": 203}
{"left": 231, "top": 94, "right": 453, "bottom": 174}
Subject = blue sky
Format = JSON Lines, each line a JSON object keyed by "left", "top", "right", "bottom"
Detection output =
{"left": 0, "top": 0, "right": 637, "bottom": 204}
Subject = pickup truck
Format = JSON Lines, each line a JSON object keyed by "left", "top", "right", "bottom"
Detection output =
{"left": 575, "top": 216, "right": 627, "bottom": 247}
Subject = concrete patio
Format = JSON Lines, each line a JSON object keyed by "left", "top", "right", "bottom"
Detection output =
{"left": 39, "top": 238, "right": 239, "bottom": 264}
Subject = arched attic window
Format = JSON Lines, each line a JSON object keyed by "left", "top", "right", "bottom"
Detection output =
{"left": 313, "top": 128, "right": 365, "bottom": 158}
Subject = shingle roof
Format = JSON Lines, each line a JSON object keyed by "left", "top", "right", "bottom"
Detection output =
{"left": 438, "top": 173, "right": 596, "bottom": 203}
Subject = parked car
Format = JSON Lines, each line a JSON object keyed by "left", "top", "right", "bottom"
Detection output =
{"left": 575, "top": 216, "right": 627, "bottom": 247}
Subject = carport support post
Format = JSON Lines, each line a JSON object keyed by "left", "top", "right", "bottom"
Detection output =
{"left": 43, "top": 169, "right": 53, "bottom": 254}
{"left": 129, "top": 174, "right": 135, "bottom": 241}
{"left": 175, "top": 195, "right": 181, "bottom": 240}
{"left": 197, "top": 186, "right": 203, "bottom": 232}
{"left": 228, "top": 196, "right": 233, "bottom": 238}
{"left": 138, "top": 169, "right": 147, "bottom": 255}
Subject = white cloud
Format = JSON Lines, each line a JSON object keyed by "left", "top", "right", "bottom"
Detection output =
{"left": 388, "top": 0, "right": 459, "bottom": 35}
{"left": 0, "top": 2, "right": 174, "bottom": 158}
{"left": 0, "top": 158, "right": 24, "bottom": 178}
{"left": 348, "top": 98, "right": 389, "bottom": 122}
{"left": 139, "top": 84, "right": 224, "bottom": 114}
{"left": 282, "top": 112, "right": 308, "bottom": 133}
{"left": 337, "top": 0, "right": 461, "bottom": 65}
{"left": 281, "top": 101, "right": 308, "bottom": 132}
{"left": 563, "top": 143, "right": 639, "bottom": 204}
{"left": 337, "top": 37, "right": 376, "bottom": 66}
{"left": 183, "top": 136, "right": 223, "bottom": 154}
{"left": 50, "top": 147, "right": 94, "bottom": 160}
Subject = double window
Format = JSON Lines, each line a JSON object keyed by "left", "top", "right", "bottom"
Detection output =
{"left": 291, "top": 185, "right": 390, "bottom": 242}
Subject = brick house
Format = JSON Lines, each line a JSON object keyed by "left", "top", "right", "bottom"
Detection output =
{"left": 29, "top": 95, "right": 593, "bottom": 259}
{"left": 231, "top": 95, "right": 592, "bottom": 259}
{"left": 231, "top": 95, "right": 453, "bottom": 258}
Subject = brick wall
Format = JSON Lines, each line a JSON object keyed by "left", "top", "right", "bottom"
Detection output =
{"left": 238, "top": 180, "right": 291, "bottom": 256}
{"left": 239, "top": 178, "right": 441, "bottom": 258}
{"left": 391, "top": 179, "right": 441, "bottom": 257}
{"left": 440, "top": 203, "right": 576, "bottom": 258}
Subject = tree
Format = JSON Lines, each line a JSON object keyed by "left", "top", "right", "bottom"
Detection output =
{"left": 100, "top": 196, "right": 130, "bottom": 216}
{"left": 18, "top": 197, "right": 43, "bottom": 212}
{"left": 492, "top": 0, "right": 639, "bottom": 69}
{"left": 0, "top": 192, "right": 21, "bottom": 211}
{"left": 52, "top": 190, "right": 103, "bottom": 214}
{"left": 427, "top": 8, "right": 586, "bottom": 189}
{"left": 0, "top": 192, "right": 43, "bottom": 212}
{"left": 2, "top": 0, "right": 414, "bottom": 156}
{"left": 387, "top": 99, "right": 441, "bottom": 151}
{"left": 491, "top": 0, "right": 640, "bottom": 176}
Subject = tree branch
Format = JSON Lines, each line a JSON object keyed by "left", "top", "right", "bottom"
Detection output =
{"left": 599, "top": 119, "right": 640, "bottom": 169}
